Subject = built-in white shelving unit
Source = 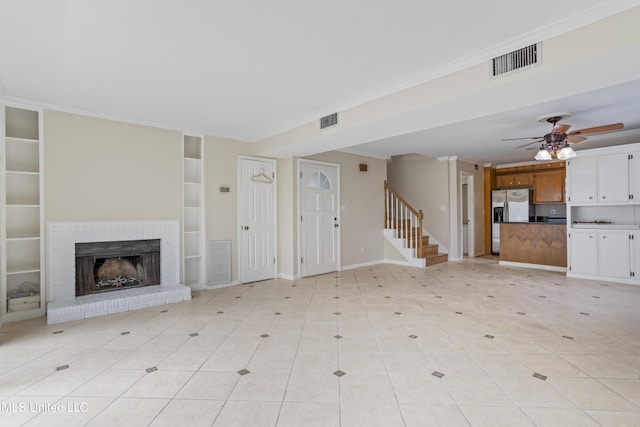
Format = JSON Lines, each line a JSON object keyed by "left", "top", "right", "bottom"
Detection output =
{"left": 182, "top": 135, "right": 206, "bottom": 290}
{"left": 566, "top": 142, "right": 640, "bottom": 285}
{"left": 1, "top": 105, "right": 45, "bottom": 321}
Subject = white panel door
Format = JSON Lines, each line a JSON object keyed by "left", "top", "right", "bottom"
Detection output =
{"left": 300, "top": 161, "right": 340, "bottom": 277}
{"left": 240, "top": 158, "right": 276, "bottom": 283}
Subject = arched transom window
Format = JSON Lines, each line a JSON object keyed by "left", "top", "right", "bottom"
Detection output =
{"left": 306, "top": 172, "right": 332, "bottom": 190}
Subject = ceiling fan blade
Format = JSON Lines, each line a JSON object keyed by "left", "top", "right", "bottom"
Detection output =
{"left": 552, "top": 124, "right": 571, "bottom": 134}
{"left": 566, "top": 135, "right": 587, "bottom": 143}
{"left": 502, "top": 136, "right": 543, "bottom": 141}
{"left": 516, "top": 139, "right": 543, "bottom": 149}
{"left": 569, "top": 122, "right": 623, "bottom": 136}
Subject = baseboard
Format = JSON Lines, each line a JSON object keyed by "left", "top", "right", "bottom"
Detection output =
{"left": 341, "top": 259, "right": 387, "bottom": 271}
{"left": 567, "top": 272, "right": 640, "bottom": 286}
{"left": 278, "top": 273, "right": 298, "bottom": 281}
{"left": 205, "top": 280, "right": 241, "bottom": 290}
{"left": 499, "top": 261, "right": 566, "bottom": 273}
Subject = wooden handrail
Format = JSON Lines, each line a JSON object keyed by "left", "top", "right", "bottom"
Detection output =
{"left": 384, "top": 180, "right": 424, "bottom": 258}
{"left": 384, "top": 181, "right": 423, "bottom": 220}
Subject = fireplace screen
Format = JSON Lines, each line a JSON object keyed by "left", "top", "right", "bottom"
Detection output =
{"left": 75, "top": 239, "right": 161, "bottom": 296}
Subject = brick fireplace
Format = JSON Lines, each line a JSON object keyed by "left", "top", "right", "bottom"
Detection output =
{"left": 46, "top": 221, "right": 190, "bottom": 324}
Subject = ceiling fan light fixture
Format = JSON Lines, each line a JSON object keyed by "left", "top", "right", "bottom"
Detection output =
{"left": 535, "top": 148, "right": 552, "bottom": 161}
{"left": 557, "top": 145, "right": 577, "bottom": 160}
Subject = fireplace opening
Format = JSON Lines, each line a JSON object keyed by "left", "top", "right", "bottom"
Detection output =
{"left": 75, "top": 239, "right": 161, "bottom": 297}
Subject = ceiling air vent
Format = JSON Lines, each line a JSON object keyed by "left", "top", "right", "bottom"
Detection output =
{"left": 320, "top": 113, "right": 338, "bottom": 129}
{"left": 492, "top": 43, "right": 539, "bottom": 77}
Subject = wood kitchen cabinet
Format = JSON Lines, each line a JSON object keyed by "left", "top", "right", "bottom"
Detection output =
{"left": 534, "top": 169, "right": 565, "bottom": 203}
{"left": 496, "top": 172, "right": 533, "bottom": 188}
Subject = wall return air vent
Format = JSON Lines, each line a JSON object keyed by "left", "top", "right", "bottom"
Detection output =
{"left": 320, "top": 113, "right": 338, "bottom": 129}
{"left": 492, "top": 43, "right": 540, "bottom": 76}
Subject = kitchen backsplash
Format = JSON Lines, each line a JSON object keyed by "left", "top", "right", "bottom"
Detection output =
{"left": 535, "top": 203, "right": 566, "bottom": 218}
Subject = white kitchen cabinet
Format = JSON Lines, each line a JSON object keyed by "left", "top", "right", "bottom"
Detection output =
{"left": 633, "top": 232, "right": 640, "bottom": 280}
{"left": 597, "top": 153, "right": 629, "bottom": 203}
{"left": 629, "top": 152, "right": 640, "bottom": 201}
{"left": 598, "top": 231, "right": 631, "bottom": 278}
{"left": 568, "top": 153, "right": 630, "bottom": 204}
{"left": 567, "top": 156, "right": 597, "bottom": 203}
{"left": 566, "top": 143, "right": 640, "bottom": 285}
{"left": 568, "top": 230, "right": 598, "bottom": 275}
{"left": 569, "top": 229, "right": 635, "bottom": 279}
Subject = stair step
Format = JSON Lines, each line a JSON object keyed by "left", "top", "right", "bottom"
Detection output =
{"left": 408, "top": 236, "right": 430, "bottom": 248}
{"left": 424, "top": 253, "right": 448, "bottom": 266}
{"left": 417, "top": 244, "right": 439, "bottom": 257}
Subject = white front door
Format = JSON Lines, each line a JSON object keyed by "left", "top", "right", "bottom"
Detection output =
{"left": 299, "top": 160, "right": 340, "bottom": 277}
{"left": 239, "top": 157, "right": 276, "bottom": 283}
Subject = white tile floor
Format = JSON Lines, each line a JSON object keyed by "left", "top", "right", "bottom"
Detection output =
{"left": 2, "top": 258, "right": 640, "bottom": 426}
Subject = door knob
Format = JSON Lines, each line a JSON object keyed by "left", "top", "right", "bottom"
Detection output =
{"left": 334, "top": 224, "right": 340, "bottom": 228}
{"left": 242, "top": 226, "right": 250, "bottom": 230}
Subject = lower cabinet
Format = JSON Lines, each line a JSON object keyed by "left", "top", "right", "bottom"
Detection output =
{"left": 569, "top": 231, "right": 598, "bottom": 276}
{"left": 569, "top": 229, "right": 636, "bottom": 279}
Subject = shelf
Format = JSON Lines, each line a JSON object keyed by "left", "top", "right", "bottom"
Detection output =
{"left": 6, "top": 239, "right": 40, "bottom": 274}
{"left": 5, "top": 107, "right": 39, "bottom": 140}
{"left": 184, "top": 233, "right": 202, "bottom": 257}
{"left": 184, "top": 159, "right": 202, "bottom": 183}
{"left": 3, "top": 105, "right": 43, "bottom": 318}
{"left": 571, "top": 224, "right": 640, "bottom": 230}
{"left": 6, "top": 271, "right": 40, "bottom": 295}
{"left": 184, "top": 255, "right": 203, "bottom": 260}
{"left": 5, "top": 136, "right": 39, "bottom": 144}
{"left": 5, "top": 205, "right": 40, "bottom": 239}
{"left": 184, "top": 208, "right": 202, "bottom": 233}
{"left": 5, "top": 173, "right": 40, "bottom": 205}
{"left": 184, "top": 184, "right": 202, "bottom": 207}
{"left": 6, "top": 170, "right": 39, "bottom": 175}
{"left": 7, "top": 267, "right": 41, "bottom": 275}
{"left": 184, "top": 136, "right": 202, "bottom": 159}
{"left": 6, "top": 138, "right": 40, "bottom": 172}
{"left": 184, "top": 257, "right": 204, "bottom": 285}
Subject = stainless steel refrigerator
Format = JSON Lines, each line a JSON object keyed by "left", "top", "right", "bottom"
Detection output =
{"left": 491, "top": 188, "right": 534, "bottom": 254}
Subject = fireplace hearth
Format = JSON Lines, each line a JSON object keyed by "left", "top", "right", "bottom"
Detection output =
{"left": 75, "top": 239, "right": 161, "bottom": 297}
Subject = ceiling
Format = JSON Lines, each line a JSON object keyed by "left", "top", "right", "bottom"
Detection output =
{"left": 1, "top": 0, "right": 640, "bottom": 165}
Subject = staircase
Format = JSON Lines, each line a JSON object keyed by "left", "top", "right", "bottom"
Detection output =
{"left": 384, "top": 181, "right": 448, "bottom": 267}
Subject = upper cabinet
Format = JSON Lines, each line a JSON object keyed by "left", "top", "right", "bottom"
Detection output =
{"left": 533, "top": 169, "right": 565, "bottom": 203}
{"left": 494, "top": 163, "right": 565, "bottom": 203}
{"left": 496, "top": 172, "right": 533, "bottom": 188}
{"left": 567, "top": 151, "right": 635, "bottom": 205}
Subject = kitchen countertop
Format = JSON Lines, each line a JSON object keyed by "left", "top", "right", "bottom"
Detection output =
{"left": 501, "top": 221, "right": 566, "bottom": 225}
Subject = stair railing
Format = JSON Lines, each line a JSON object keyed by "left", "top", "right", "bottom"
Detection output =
{"left": 384, "top": 180, "right": 423, "bottom": 257}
